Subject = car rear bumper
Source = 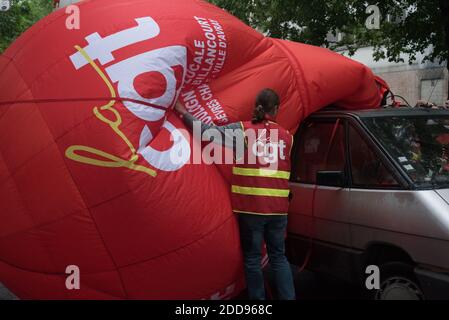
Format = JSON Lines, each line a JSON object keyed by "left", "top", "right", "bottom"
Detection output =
{"left": 415, "top": 268, "right": 449, "bottom": 300}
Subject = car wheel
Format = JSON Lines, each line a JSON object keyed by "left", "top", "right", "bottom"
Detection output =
{"left": 374, "top": 262, "right": 424, "bottom": 300}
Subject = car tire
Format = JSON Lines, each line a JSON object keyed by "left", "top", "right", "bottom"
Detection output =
{"left": 372, "top": 262, "right": 424, "bottom": 300}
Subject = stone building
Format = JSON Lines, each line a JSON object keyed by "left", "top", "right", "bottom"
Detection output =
{"left": 342, "top": 46, "right": 448, "bottom": 107}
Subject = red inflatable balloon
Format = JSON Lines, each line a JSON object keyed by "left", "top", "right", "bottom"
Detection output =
{"left": 0, "top": 0, "right": 387, "bottom": 299}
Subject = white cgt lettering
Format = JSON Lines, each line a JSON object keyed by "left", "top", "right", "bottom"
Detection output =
{"left": 70, "top": 17, "right": 160, "bottom": 69}
{"left": 70, "top": 16, "right": 191, "bottom": 172}
{"left": 106, "top": 46, "right": 186, "bottom": 121}
{"left": 139, "top": 121, "right": 191, "bottom": 171}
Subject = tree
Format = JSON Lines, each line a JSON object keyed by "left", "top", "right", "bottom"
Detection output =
{"left": 209, "top": 0, "right": 449, "bottom": 99}
{"left": 0, "top": 0, "right": 53, "bottom": 53}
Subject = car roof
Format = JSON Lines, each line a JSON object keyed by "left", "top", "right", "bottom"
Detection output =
{"left": 310, "top": 107, "right": 449, "bottom": 119}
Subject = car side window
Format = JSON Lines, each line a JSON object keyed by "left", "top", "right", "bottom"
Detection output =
{"left": 348, "top": 125, "right": 399, "bottom": 188}
{"left": 294, "top": 120, "right": 345, "bottom": 184}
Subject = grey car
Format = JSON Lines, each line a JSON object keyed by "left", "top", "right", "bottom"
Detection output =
{"left": 286, "top": 107, "right": 449, "bottom": 300}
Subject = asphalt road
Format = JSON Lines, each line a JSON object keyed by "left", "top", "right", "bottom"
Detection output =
{"left": 0, "top": 270, "right": 361, "bottom": 300}
{"left": 293, "top": 270, "right": 361, "bottom": 300}
{"left": 0, "top": 282, "right": 18, "bottom": 300}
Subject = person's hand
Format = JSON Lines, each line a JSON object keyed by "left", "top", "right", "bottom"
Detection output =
{"left": 174, "top": 100, "right": 187, "bottom": 116}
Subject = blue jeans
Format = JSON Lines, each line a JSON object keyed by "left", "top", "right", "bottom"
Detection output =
{"left": 238, "top": 213, "right": 296, "bottom": 300}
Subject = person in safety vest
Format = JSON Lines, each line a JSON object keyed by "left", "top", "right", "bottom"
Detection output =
{"left": 175, "top": 88, "right": 296, "bottom": 300}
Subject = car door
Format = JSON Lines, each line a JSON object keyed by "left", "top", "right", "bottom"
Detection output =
{"left": 344, "top": 121, "right": 404, "bottom": 249}
{"left": 288, "top": 117, "right": 352, "bottom": 248}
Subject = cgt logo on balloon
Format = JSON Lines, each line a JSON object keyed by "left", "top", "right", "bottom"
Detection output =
{"left": 66, "top": 16, "right": 193, "bottom": 175}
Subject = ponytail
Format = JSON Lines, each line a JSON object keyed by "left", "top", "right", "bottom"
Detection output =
{"left": 252, "top": 104, "right": 266, "bottom": 123}
{"left": 251, "top": 88, "right": 280, "bottom": 124}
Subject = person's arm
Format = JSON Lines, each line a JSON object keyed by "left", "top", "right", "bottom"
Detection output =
{"left": 175, "top": 100, "right": 245, "bottom": 153}
{"left": 182, "top": 112, "right": 243, "bottom": 143}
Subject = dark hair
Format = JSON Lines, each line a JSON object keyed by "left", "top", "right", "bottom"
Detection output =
{"left": 251, "top": 88, "right": 280, "bottom": 123}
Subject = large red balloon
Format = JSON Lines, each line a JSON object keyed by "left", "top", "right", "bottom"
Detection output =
{"left": 0, "top": 0, "right": 387, "bottom": 299}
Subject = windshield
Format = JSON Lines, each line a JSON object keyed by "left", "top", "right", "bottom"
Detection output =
{"left": 363, "top": 115, "right": 449, "bottom": 189}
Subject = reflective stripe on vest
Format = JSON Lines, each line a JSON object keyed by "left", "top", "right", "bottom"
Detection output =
{"left": 232, "top": 167, "right": 290, "bottom": 179}
{"left": 231, "top": 185, "right": 290, "bottom": 197}
{"left": 231, "top": 120, "right": 292, "bottom": 215}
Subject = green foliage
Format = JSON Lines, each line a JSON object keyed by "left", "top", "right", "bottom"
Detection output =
{"left": 209, "top": 0, "right": 449, "bottom": 66}
{"left": 0, "top": 0, "right": 53, "bottom": 53}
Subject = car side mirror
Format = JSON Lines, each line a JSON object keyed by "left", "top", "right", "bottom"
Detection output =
{"left": 316, "top": 171, "right": 345, "bottom": 187}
